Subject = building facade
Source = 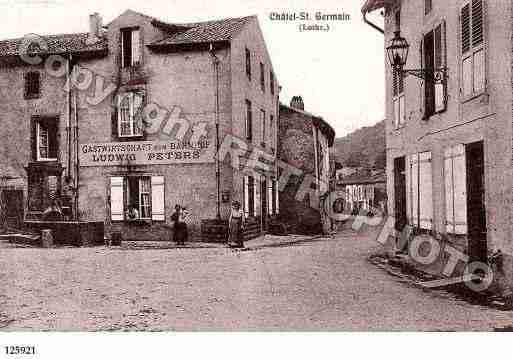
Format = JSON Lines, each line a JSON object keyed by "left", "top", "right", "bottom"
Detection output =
{"left": 278, "top": 97, "right": 335, "bottom": 234}
{"left": 336, "top": 170, "right": 387, "bottom": 215}
{"left": 363, "top": 0, "right": 513, "bottom": 283}
{"left": 0, "top": 10, "right": 280, "bottom": 240}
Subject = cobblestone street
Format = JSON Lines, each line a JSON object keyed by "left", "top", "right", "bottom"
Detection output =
{"left": 2, "top": 228, "right": 513, "bottom": 331}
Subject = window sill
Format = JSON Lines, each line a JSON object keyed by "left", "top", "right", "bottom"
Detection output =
{"left": 36, "top": 158, "right": 58, "bottom": 162}
{"left": 461, "top": 91, "right": 488, "bottom": 105}
{"left": 118, "top": 134, "right": 144, "bottom": 139}
{"left": 24, "top": 94, "right": 41, "bottom": 100}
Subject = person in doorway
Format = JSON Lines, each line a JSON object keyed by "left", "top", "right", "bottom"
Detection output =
{"left": 126, "top": 205, "right": 139, "bottom": 221}
{"left": 171, "top": 204, "right": 189, "bottom": 245}
{"left": 228, "top": 201, "right": 245, "bottom": 248}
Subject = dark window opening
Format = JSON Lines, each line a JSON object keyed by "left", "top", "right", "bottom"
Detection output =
{"left": 424, "top": 30, "right": 436, "bottom": 118}
{"left": 260, "top": 62, "right": 265, "bottom": 92}
{"left": 25, "top": 71, "right": 40, "bottom": 99}
{"left": 248, "top": 176, "right": 255, "bottom": 217}
{"left": 32, "top": 117, "right": 58, "bottom": 161}
{"left": 425, "top": 0, "right": 432, "bottom": 15}
{"left": 121, "top": 28, "right": 141, "bottom": 68}
{"left": 245, "top": 99, "right": 252, "bottom": 141}
{"left": 245, "top": 48, "right": 251, "bottom": 80}
{"left": 270, "top": 71, "right": 275, "bottom": 95}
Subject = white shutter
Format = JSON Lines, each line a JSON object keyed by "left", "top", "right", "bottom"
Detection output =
{"left": 411, "top": 154, "right": 419, "bottom": 227}
{"left": 151, "top": 176, "right": 165, "bottom": 221}
{"left": 110, "top": 177, "right": 124, "bottom": 221}
{"left": 435, "top": 20, "right": 447, "bottom": 112}
{"left": 473, "top": 49, "right": 485, "bottom": 93}
{"left": 243, "top": 176, "right": 249, "bottom": 218}
{"left": 393, "top": 98, "right": 399, "bottom": 128}
{"left": 268, "top": 180, "right": 273, "bottom": 215}
{"left": 405, "top": 155, "right": 412, "bottom": 225}
{"left": 444, "top": 147, "right": 455, "bottom": 233}
{"left": 131, "top": 29, "right": 140, "bottom": 65}
{"left": 254, "top": 177, "right": 259, "bottom": 217}
{"left": 452, "top": 145, "right": 468, "bottom": 234}
{"left": 419, "top": 151, "right": 433, "bottom": 229}
{"left": 275, "top": 179, "right": 280, "bottom": 214}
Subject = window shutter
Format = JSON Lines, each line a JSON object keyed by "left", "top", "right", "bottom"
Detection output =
{"left": 419, "top": 39, "right": 426, "bottom": 116}
{"left": 243, "top": 176, "right": 249, "bottom": 218}
{"left": 461, "top": 3, "right": 471, "bottom": 54}
{"left": 444, "top": 147, "right": 454, "bottom": 233}
{"left": 452, "top": 145, "right": 468, "bottom": 234}
{"left": 435, "top": 20, "right": 447, "bottom": 112}
{"left": 405, "top": 155, "right": 412, "bottom": 225}
{"left": 275, "top": 179, "right": 280, "bottom": 214}
{"left": 131, "top": 29, "right": 141, "bottom": 65}
{"left": 411, "top": 154, "right": 419, "bottom": 227}
{"left": 471, "top": 0, "right": 484, "bottom": 47}
{"left": 393, "top": 98, "right": 399, "bottom": 128}
{"left": 268, "top": 180, "right": 273, "bottom": 215}
{"left": 444, "top": 145, "right": 468, "bottom": 234}
{"left": 151, "top": 176, "right": 165, "bottom": 221}
{"left": 254, "top": 177, "right": 259, "bottom": 217}
{"left": 399, "top": 95, "right": 405, "bottom": 126}
{"left": 419, "top": 151, "right": 433, "bottom": 229}
{"left": 110, "top": 177, "right": 124, "bottom": 221}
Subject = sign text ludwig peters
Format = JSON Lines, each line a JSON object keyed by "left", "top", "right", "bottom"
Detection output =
{"left": 79, "top": 140, "right": 214, "bottom": 167}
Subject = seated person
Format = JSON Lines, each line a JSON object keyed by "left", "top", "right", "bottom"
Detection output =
{"left": 126, "top": 206, "right": 140, "bottom": 221}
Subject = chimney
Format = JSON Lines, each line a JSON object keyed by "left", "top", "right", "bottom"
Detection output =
{"left": 87, "top": 12, "right": 102, "bottom": 43}
{"left": 290, "top": 96, "right": 304, "bottom": 111}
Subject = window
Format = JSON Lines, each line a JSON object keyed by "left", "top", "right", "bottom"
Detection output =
{"left": 245, "top": 48, "right": 251, "bottom": 80}
{"left": 268, "top": 178, "right": 278, "bottom": 215}
{"left": 117, "top": 91, "right": 144, "bottom": 137}
{"left": 245, "top": 99, "right": 252, "bottom": 141}
{"left": 392, "top": 69, "right": 405, "bottom": 128}
{"left": 260, "top": 109, "right": 266, "bottom": 147}
{"left": 423, "top": 21, "right": 447, "bottom": 118}
{"left": 24, "top": 71, "right": 40, "bottom": 99}
{"left": 243, "top": 175, "right": 256, "bottom": 218}
{"left": 260, "top": 62, "right": 265, "bottom": 92}
{"left": 444, "top": 145, "right": 467, "bottom": 234}
{"left": 461, "top": 0, "right": 485, "bottom": 98}
{"left": 270, "top": 71, "right": 275, "bottom": 95}
{"left": 425, "top": 0, "right": 432, "bottom": 15}
{"left": 110, "top": 176, "right": 165, "bottom": 222}
{"left": 395, "top": 8, "right": 401, "bottom": 31}
{"left": 33, "top": 118, "right": 58, "bottom": 161}
{"left": 270, "top": 114, "right": 275, "bottom": 153}
{"left": 405, "top": 151, "right": 433, "bottom": 230}
{"left": 121, "top": 28, "right": 141, "bottom": 68}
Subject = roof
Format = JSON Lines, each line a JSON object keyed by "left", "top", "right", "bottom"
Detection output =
{"left": 361, "top": 0, "right": 398, "bottom": 14}
{"left": 338, "top": 171, "right": 386, "bottom": 186}
{"left": 0, "top": 32, "right": 107, "bottom": 58}
{"left": 150, "top": 16, "right": 254, "bottom": 47}
{"left": 279, "top": 103, "right": 336, "bottom": 147}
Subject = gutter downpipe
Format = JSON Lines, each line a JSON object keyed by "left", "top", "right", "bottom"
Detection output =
{"left": 363, "top": 10, "right": 384, "bottom": 34}
{"left": 73, "top": 65, "right": 79, "bottom": 221}
{"left": 66, "top": 54, "right": 72, "bottom": 181}
{"left": 209, "top": 43, "right": 221, "bottom": 221}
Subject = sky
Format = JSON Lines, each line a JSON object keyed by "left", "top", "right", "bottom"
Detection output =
{"left": 0, "top": 0, "right": 386, "bottom": 138}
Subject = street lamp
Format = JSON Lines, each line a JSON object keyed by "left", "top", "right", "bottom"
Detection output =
{"left": 386, "top": 30, "right": 447, "bottom": 83}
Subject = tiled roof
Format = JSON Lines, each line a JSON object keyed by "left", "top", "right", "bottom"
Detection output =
{"left": 151, "top": 16, "right": 254, "bottom": 46}
{"left": 0, "top": 32, "right": 107, "bottom": 58}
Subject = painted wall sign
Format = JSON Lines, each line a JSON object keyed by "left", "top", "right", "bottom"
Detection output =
{"left": 79, "top": 140, "right": 214, "bottom": 167}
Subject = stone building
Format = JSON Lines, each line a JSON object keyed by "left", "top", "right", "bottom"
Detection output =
{"left": 0, "top": 9, "right": 280, "bottom": 240}
{"left": 278, "top": 97, "right": 335, "bottom": 234}
{"left": 362, "top": 0, "right": 513, "bottom": 284}
{"left": 336, "top": 170, "right": 387, "bottom": 215}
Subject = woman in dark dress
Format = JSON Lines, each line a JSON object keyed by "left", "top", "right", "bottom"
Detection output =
{"left": 171, "top": 204, "right": 188, "bottom": 245}
{"left": 228, "top": 201, "right": 245, "bottom": 248}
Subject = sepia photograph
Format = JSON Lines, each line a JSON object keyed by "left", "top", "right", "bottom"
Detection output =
{"left": 0, "top": 0, "right": 513, "bottom": 356}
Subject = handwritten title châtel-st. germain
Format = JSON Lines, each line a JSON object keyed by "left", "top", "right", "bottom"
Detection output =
{"left": 269, "top": 11, "right": 351, "bottom": 22}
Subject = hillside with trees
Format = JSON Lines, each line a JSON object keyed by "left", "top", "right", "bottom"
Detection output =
{"left": 333, "top": 120, "right": 386, "bottom": 169}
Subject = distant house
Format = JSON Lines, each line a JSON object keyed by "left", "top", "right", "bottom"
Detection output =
{"left": 278, "top": 96, "right": 335, "bottom": 234}
{"left": 336, "top": 170, "right": 387, "bottom": 215}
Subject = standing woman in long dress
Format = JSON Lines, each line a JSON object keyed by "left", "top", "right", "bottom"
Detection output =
{"left": 228, "top": 201, "right": 245, "bottom": 248}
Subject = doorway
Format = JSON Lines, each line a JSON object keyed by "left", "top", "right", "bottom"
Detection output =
{"left": 394, "top": 157, "right": 407, "bottom": 232}
{"left": 1, "top": 190, "right": 24, "bottom": 230}
{"left": 466, "top": 141, "right": 486, "bottom": 262}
